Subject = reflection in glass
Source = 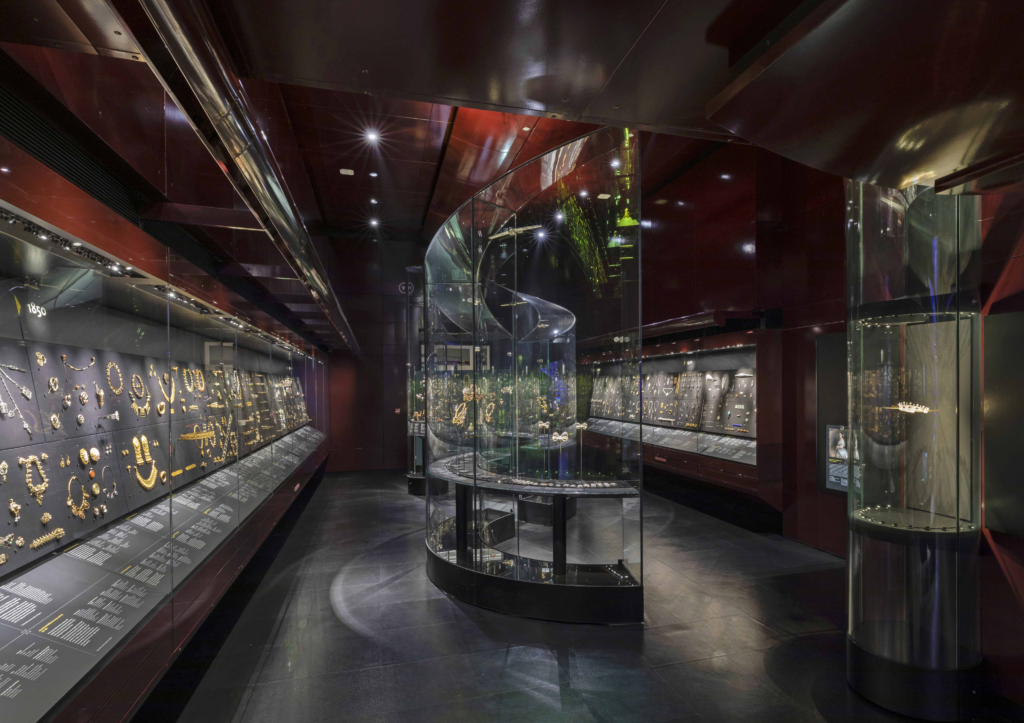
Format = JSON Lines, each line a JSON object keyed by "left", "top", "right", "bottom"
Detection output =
{"left": 424, "top": 128, "right": 643, "bottom": 603}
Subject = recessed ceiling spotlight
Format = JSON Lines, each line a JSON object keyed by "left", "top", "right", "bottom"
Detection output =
{"left": 370, "top": 220, "right": 378, "bottom": 226}
{"left": 369, "top": 172, "right": 378, "bottom": 177}
{"left": 610, "top": 159, "right": 620, "bottom": 168}
{"left": 677, "top": 201, "right": 685, "bottom": 206}
{"left": 339, "top": 168, "right": 354, "bottom": 176}
{"left": 537, "top": 230, "right": 545, "bottom": 239}
{"left": 72, "top": 241, "right": 82, "bottom": 247}
{"left": 366, "top": 131, "right": 379, "bottom": 142}
{"left": 0, "top": 167, "right": 8, "bottom": 173}
{"left": 554, "top": 212, "right": 564, "bottom": 222}
{"left": 579, "top": 190, "right": 588, "bottom": 197}
{"left": 522, "top": 126, "right": 530, "bottom": 131}
{"left": 720, "top": 174, "right": 731, "bottom": 180}
{"left": 370, "top": 199, "right": 378, "bottom": 204}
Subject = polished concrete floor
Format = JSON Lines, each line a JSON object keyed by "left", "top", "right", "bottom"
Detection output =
{"left": 140, "top": 472, "right": 1016, "bottom": 723}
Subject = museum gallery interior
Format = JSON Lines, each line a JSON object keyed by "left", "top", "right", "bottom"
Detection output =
{"left": 0, "top": 1, "right": 1021, "bottom": 722}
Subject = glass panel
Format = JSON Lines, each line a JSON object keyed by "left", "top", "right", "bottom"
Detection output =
{"left": 846, "top": 182, "right": 981, "bottom": 715}
{"left": 425, "top": 127, "right": 643, "bottom": 591}
{"left": 406, "top": 266, "right": 426, "bottom": 480}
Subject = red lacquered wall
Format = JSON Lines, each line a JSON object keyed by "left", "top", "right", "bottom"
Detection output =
{"left": 642, "top": 144, "right": 848, "bottom": 556}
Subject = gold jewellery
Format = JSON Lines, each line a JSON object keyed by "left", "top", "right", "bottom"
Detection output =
{"left": 41, "top": 512, "right": 52, "bottom": 524}
{"left": 50, "top": 413, "right": 60, "bottom": 430}
{"left": 79, "top": 448, "right": 89, "bottom": 466}
{"left": 30, "top": 528, "right": 64, "bottom": 549}
{"left": 131, "top": 435, "right": 157, "bottom": 490}
{"left": 101, "top": 466, "right": 117, "bottom": 498}
{"left": 18, "top": 454, "right": 49, "bottom": 504}
{"left": 61, "top": 354, "right": 95, "bottom": 381}
{"left": 130, "top": 374, "right": 151, "bottom": 418}
{"left": 35, "top": 352, "right": 46, "bottom": 367}
{"left": 196, "top": 369, "right": 205, "bottom": 392}
{"left": 94, "top": 382, "right": 104, "bottom": 407}
{"left": 9, "top": 499, "right": 21, "bottom": 522}
{"left": 157, "top": 401, "right": 166, "bottom": 416}
{"left": 67, "top": 475, "right": 89, "bottom": 519}
{"left": 0, "top": 460, "right": 6, "bottom": 483}
{"left": 182, "top": 368, "right": 194, "bottom": 393}
{"left": 106, "top": 361, "right": 123, "bottom": 395}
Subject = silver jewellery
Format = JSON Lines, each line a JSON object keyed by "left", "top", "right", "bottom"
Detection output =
{"left": 98, "top": 411, "right": 119, "bottom": 422}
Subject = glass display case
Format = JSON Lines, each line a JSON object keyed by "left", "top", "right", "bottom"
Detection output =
{"left": 846, "top": 183, "right": 981, "bottom": 721}
{"left": 0, "top": 202, "right": 327, "bottom": 722}
{"left": 424, "top": 127, "right": 643, "bottom": 623}
{"left": 406, "top": 265, "right": 426, "bottom": 495}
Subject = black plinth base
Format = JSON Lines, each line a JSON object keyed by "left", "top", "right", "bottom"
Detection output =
{"left": 426, "top": 547, "right": 643, "bottom": 624}
{"left": 517, "top": 495, "right": 578, "bottom": 526}
{"left": 407, "top": 474, "right": 425, "bottom": 496}
{"left": 847, "top": 636, "right": 978, "bottom": 722}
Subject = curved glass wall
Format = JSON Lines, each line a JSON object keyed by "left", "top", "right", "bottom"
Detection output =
{"left": 846, "top": 183, "right": 981, "bottom": 721}
{"left": 424, "top": 127, "right": 642, "bottom": 620}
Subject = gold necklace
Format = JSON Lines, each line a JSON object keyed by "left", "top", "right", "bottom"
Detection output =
{"left": 152, "top": 365, "right": 175, "bottom": 402}
{"left": 66, "top": 475, "right": 89, "bottom": 519}
{"left": 131, "top": 436, "right": 157, "bottom": 490}
{"left": 61, "top": 355, "right": 95, "bottom": 372}
{"left": 18, "top": 454, "right": 49, "bottom": 504}
{"left": 131, "top": 374, "right": 145, "bottom": 398}
{"left": 182, "top": 368, "right": 194, "bottom": 393}
{"left": 106, "top": 361, "right": 123, "bottom": 395}
{"left": 196, "top": 369, "right": 206, "bottom": 392}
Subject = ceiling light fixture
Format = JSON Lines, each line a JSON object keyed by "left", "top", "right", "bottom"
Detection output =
{"left": 370, "top": 199, "right": 377, "bottom": 204}
{"left": 366, "top": 131, "right": 379, "bottom": 142}
{"left": 610, "top": 159, "right": 620, "bottom": 168}
{"left": 554, "top": 212, "right": 564, "bottom": 222}
{"left": 720, "top": 174, "right": 731, "bottom": 180}
{"left": 579, "top": 190, "right": 588, "bottom": 197}
{"left": 369, "top": 172, "right": 378, "bottom": 177}
{"left": 522, "top": 126, "right": 530, "bottom": 131}
{"left": 537, "top": 230, "right": 545, "bottom": 239}
{"left": 370, "top": 220, "right": 378, "bottom": 226}
{"left": 340, "top": 168, "right": 354, "bottom": 176}
{"left": 72, "top": 242, "right": 82, "bottom": 247}
{"left": 0, "top": 168, "right": 8, "bottom": 173}
{"left": 677, "top": 201, "right": 685, "bottom": 206}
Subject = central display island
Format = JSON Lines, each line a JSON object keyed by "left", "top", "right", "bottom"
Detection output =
{"left": 423, "top": 128, "right": 644, "bottom": 623}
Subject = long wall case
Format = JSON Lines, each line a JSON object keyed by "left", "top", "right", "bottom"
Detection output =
{"left": 0, "top": 207, "right": 328, "bottom": 723}
{"left": 846, "top": 183, "right": 981, "bottom": 722}
{"left": 424, "top": 128, "right": 643, "bottom": 623}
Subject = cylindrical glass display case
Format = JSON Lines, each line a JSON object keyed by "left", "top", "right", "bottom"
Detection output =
{"left": 424, "top": 127, "right": 643, "bottom": 623}
{"left": 846, "top": 183, "right": 981, "bottom": 721}
{"left": 406, "top": 265, "right": 426, "bottom": 495}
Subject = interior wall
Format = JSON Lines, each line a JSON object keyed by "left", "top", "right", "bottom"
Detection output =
{"left": 642, "top": 144, "right": 847, "bottom": 557}
{"left": 975, "top": 190, "right": 1024, "bottom": 705}
{"left": 327, "top": 238, "right": 422, "bottom": 472}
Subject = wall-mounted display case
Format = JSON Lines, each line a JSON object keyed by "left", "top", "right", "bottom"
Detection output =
{"left": 424, "top": 127, "right": 643, "bottom": 624}
{"left": 0, "top": 202, "right": 328, "bottom": 723}
{"left": 584, "top": 343, "right": 758, "bottom": 466}
{"left": 846, "top": 183, "right": 980, "bottom": 722}
{"left": 406, "top": 266, "right": 426, "bottom": 495}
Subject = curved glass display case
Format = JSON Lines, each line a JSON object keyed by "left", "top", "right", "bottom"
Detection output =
{"left": 846, "top": 183, "right": 981, "bottom": 721}
{"left": 424, "top": 127, "right": 643, "bottom": 623}
{"left": 406, "top": 265, "right": 426, "bottom": 495}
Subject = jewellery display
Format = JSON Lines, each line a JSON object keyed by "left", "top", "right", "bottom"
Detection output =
{"left": 67, "top": 475, "right": 90, "bottom": 519}
{"left": 46, "top": 377, "right": 59, "bottom": 395}
{"left": 9, "top": 499, "right": 21, "bottom": 522}
{"left": 157, "top": 401, "right": 166, "bottom": 416}
{"left": 182, "top": 367, "right": 194, "bottom": 393}
{"left": 0, "top": 554, "right": 6, "bottom": 565}
{"left": 76, "top": 414, "right": 85, "bottom": 426}
{"left": 0, "top": 366, "right": 34, "bottom": 438}
{"left": 30, "top": 528, "right": 64, "bottom": 549}
{"left": 0, "top": 367, "right": 33, "bottom": 399}
{"left": 131, "top": 373, "right": 145, "bottom": 398}
{"left": 50, "top": 413, "right": 61, "bottom": 429}
{"left": 15, "top": 537, "right": 23, "bottom": 547}
{"left": 35, "top": 351, "right": 46, "bottom": 367}
{"left": 61, "top": 354, "right": 96, "bottom": 380}
{"left": 98, "top": 410, "right": 120, "bottom": 422}
{"left": 0, "top": 460, "right": 6, "bottom": 482}
{"left": 131, "top": 435, "right": 158, "bottom": 490}
{"left": 91, "top": 482, "right": 100, "bottom": 496}
{"left": 89, "top": 447, "right": 100, "bottom": 463}
{"left": 18, "top": 454, "right": 49, "bottom": 504}
{"left": 196, "top": 369, "right": 206, "bottom": 392}
{"left": 62, "top": 394, "right": 71, "bottom": 410}
{"left": 94, "top": 382, "right": 104, "bottom": 407}
{"left": 41, "top": 512, "right": 51, "bottom": 524}
{"left": 130, "top": 383, "right": 151, "bottom": 418}
{"left": 106, "top": 361, "right": 123, "bottom": 395}
{"left": 100, "top": 466, "right": 117, "bottom": 498}
{"left": 79, "top": 390, "right": 89, "bottom": 406}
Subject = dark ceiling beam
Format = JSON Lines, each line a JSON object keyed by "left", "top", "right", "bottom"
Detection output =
{"left": 103, "top": 0, "right": 359, "bottom": 353}
{"left": 141, "top": 202, "right": 262, "bottom": 230}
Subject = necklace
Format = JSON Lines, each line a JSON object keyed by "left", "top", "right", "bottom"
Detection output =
{"left": 101, "top": 466, "right": 117, "bottom": 498}
{"left": 182, "top": 368, "right": 194, "bottom": 393}
{"left": 131, "top": 387, "right": 151, "bottom": 418}
{"left": 152, "top": 365, "right": 175, "bottom": 402}
{"left": 0, "top": 368, "right": 31, "bottom": 399}
{"left": 106, "top": 361, "right": 123, "bottom": 395}
{"left": 131, "top": 435, "right": 157, "bottom": 490}
{"left": 66, "top": 475, "right": 89, "bottom": 519}
{"left": 0, "top": 374, "right": 33, "bottom": 439}
{"left": 61, "top": 354, "right": 95, "bottom": 380}
{"left": 196, "top": 369, "right": 206, "bottom": 392}
{"left": 18, "top": 454, "right": 49, "bottom": 504}
{"left": 131, "top": 374, "right": 145, "bottom": 398}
